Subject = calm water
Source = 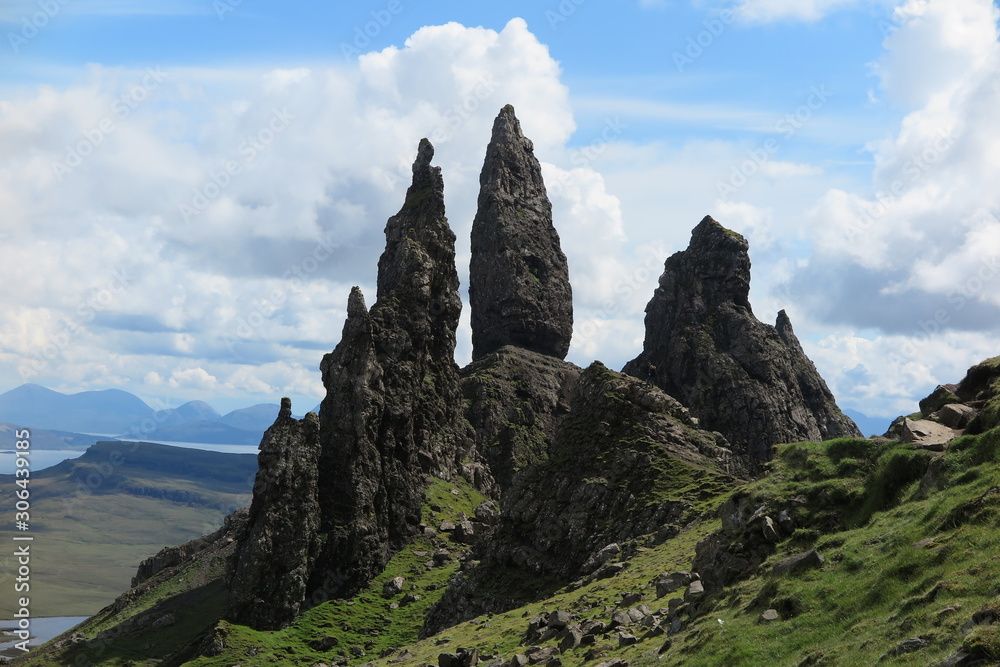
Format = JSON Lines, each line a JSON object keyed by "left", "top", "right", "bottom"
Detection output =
{"left": 0, "top": 440, "right": 259, "bottom": 475}
{"left": 0, "top": 616, "right": 89, "bottom": 655}
{"left": 0, "top": 449, "right": 86, "bottom": 475}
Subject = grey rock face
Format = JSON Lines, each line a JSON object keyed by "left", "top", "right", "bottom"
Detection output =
{"left": 623, "top": 216, "right": 860, "bottom": 470}
{"left": 227, "top": 399, "right": 321, "bottom": 630}
{"left": 461, "top": 345, "right": 580, "bottom": 493}
{"left": 470, "top": 105, "right": 573, "bottom": 361}
{"left": 422, "top": 362, "right": 739, "bottom": 634}
{"left": 309, "top": 139, "right": 480, "bottom": 602}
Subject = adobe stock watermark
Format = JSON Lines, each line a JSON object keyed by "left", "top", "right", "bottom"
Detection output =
{"left": 547, "top": 116, "right": 628, "bottom": 198}
{"left": 7, "top": 0, "right": 69, "bottom": 53}
{"left": 383, "top": 75, "right": 500, "bottom": 189}
{"left": 213, "top": 0, "right": 243, "bottom": 20}
{"left": 51, "top": 67, "right": 168, "bottom": 181}
{"left": 179, "top": 107, "right": 295, "bottom": 223}
{"left": 673, "top": 0, "right": 749, "bottom": 72}
{"left": 876, "top": 2, "right": 923, "bottom": 38}
{"left": 574, "top": 242, "right": 667, "bottom": 349}
{"left": 546, "top": 0, "right": 587, "bottom": 30}
{"left": 339, "top": 0, "right": 411, "bottom": 59}
{"left": 223, "top": 231, "right": 340, "bottom": 356}
{"left": 18, "top": 268, "right": 132, "bottom": 380}
{"left": 716, "top": 84, "right": 833, "bottom": 198}
{"left": 844, "top": 128, "right": 957, "bottom": 243}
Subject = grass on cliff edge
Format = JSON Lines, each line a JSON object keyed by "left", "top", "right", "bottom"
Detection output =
{"left": 371, "top": 432, "right": 1000, "bottom": 666}
{"left": 181, "top": 477, "right": 486, "bottom": 667}
{"left": 22, "top": 429, "right": 1000, "bottom": 666}
{"left": 644, "top": 431, "right": 1000, "bottom": 666}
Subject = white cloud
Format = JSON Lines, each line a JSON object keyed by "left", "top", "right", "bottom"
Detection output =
{"left": 758, "top": 161, "right": 823, "bottom": 179}
{"left": 730, "top": 0, "right": 864, "bottom": 24}
{"left": 788, "top": 0, "right": 1000, "bottom": 416}
{"left": 0, "top": 18, "right": 596, "bottom": 410}
{"left": 873, "top": 0, "right": 999, "bottom": 106}
{"left": 713, "top": 200, "right": 776, "bottom": 250}
{"left": 168, "top": 367, "right": 220, "bottom": 391}
{"left": 808, "top": 329, "right": 1000, "bottom": 416}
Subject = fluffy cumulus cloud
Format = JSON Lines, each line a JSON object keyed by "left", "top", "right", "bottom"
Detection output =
{"left": 787, "top": 0, "right": 1000, "bottom": 416}
{"left": 0, "top": 18, "right": 621, "bottom": 409}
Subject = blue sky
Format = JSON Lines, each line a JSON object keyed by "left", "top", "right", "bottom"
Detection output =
{"left": 1, "top": 0, "right": 999, "bottom": 419}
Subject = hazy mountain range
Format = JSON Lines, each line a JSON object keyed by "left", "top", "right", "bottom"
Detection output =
{"left": 0, "top": 383, "right": 314, "bottom": 446}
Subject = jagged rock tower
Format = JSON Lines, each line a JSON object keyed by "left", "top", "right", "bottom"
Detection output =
{"left": 469, "top": 104, "right": 573, "bottom": 361}
{"left": 227, "top": 139, "right": 482, "bottom": 629}
{"left": 624, "top": 216, "right": 860, "bottom": 470}
{"left": 308, "top": 138, "right": 478, "bottom": 601}
{"left": 227, "top": 399, "right": 321, "bottom": 630}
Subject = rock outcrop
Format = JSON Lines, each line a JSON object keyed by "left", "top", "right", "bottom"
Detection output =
{"left": 308, "top": 139, "right": 482, "bottom": 602}
{"left": 624, "top": 216, "right": 860, "bottom": 470}
{"left": 134, "top": 508, "right": 248, "bottom": 590}
{"left": 227, "top": 399, "right": 321, "bottom": 629}
{"left": 884, "top": 355, "right": 1000, "bottom": 447}
{"left": 461, "top": 345, "right": 580, "bottom": 492}
{"left": 423, "top": 362, "right": 740, "bottom": 634}
{"left": 469, "top": 105, "right": 573, "bottom": 361}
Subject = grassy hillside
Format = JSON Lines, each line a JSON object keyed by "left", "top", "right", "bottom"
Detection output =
{"left": 0, "top": 442, "right": 255, "bottom": 617}
{"left": 14, "top": 425, "right": 1000, "bottom": 666}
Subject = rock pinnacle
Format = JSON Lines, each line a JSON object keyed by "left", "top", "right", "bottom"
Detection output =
{"left": 469, "top": 105, "right": 573, "bottom": 361}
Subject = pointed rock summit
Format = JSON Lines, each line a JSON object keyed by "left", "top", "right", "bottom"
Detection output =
{"left": 470, "top": 105, "right": 573, "bottom": 361}
{"left": 624, "top": 216, "right": 860, "bottom": 470}
{"left": 309, "top": 138, "right": 480, "bottom": 601}
{"left": 227, "top": 140, "right": 485, "bottom": 629}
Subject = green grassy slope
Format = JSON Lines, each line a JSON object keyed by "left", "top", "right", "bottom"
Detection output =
{"left": 350, "top": 430, "right": 1000, "bottom": 666}
{"left": 0, "top": 442, "right": 255, "bottom": 617}
{"left": 16, "top": 426, "right": 1000, "bottom": 666}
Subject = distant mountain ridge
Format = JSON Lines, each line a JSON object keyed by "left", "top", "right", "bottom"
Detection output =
{"left": 0, "top": 383, "right": 296, "bottom": 445}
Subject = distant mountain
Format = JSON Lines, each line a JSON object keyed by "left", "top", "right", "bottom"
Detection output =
{"left": 0, "top": 384, "right": 296, "bottom": 446}
{"left": 0, "top": 422, "right": 104, "bottom": 450}
{"left": 0, "top": 383, "right": 153, "bottom": 433}
{"left": 0, "top": 441, "right": 256, "bottom": 618}
{"left": 155, "top": 400, "right": 222, "bottom": 428}
{"left": 143, "top": 420, "right": 265, "bottom": 445}
{"left": 216, "top": 403, "right": 280, "bottom": 432}
{"left": 843, "top": 409, "right": 894, "bottom": 437}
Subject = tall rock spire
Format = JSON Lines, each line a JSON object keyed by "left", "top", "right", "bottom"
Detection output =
{"left": 624, "top": 216, "right": 860, "bottom": 471}
{"left": 469, "top": 105, "right": 573, "bottom": 361}
{"left": 227, "top": 140, "right": 482, "bottom": 628}
{"left": 307, "top": 138, "right": 477, "bottom": 601}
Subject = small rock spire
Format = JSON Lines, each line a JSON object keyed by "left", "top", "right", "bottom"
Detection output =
{"left": 624, "top": 215, "right": 860, "bottom": 470}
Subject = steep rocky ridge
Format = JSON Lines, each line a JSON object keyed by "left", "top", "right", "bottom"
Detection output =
{"left": 624, "top": 216, "right": 860, "bottom": 470}
{"left": 423, "top": 362, "right": 742, "bottom": 634}
{"left": 469, "top": 105, "right": 573, "bottom": 361}
{"left": 22, "top": 112, "right": 971, "bottom": 667}
{"left": 308, "top": 139, "right": 484, "bottom": 605}
{"left": 461, "top": 345, "right": 580, "bottom": 492}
